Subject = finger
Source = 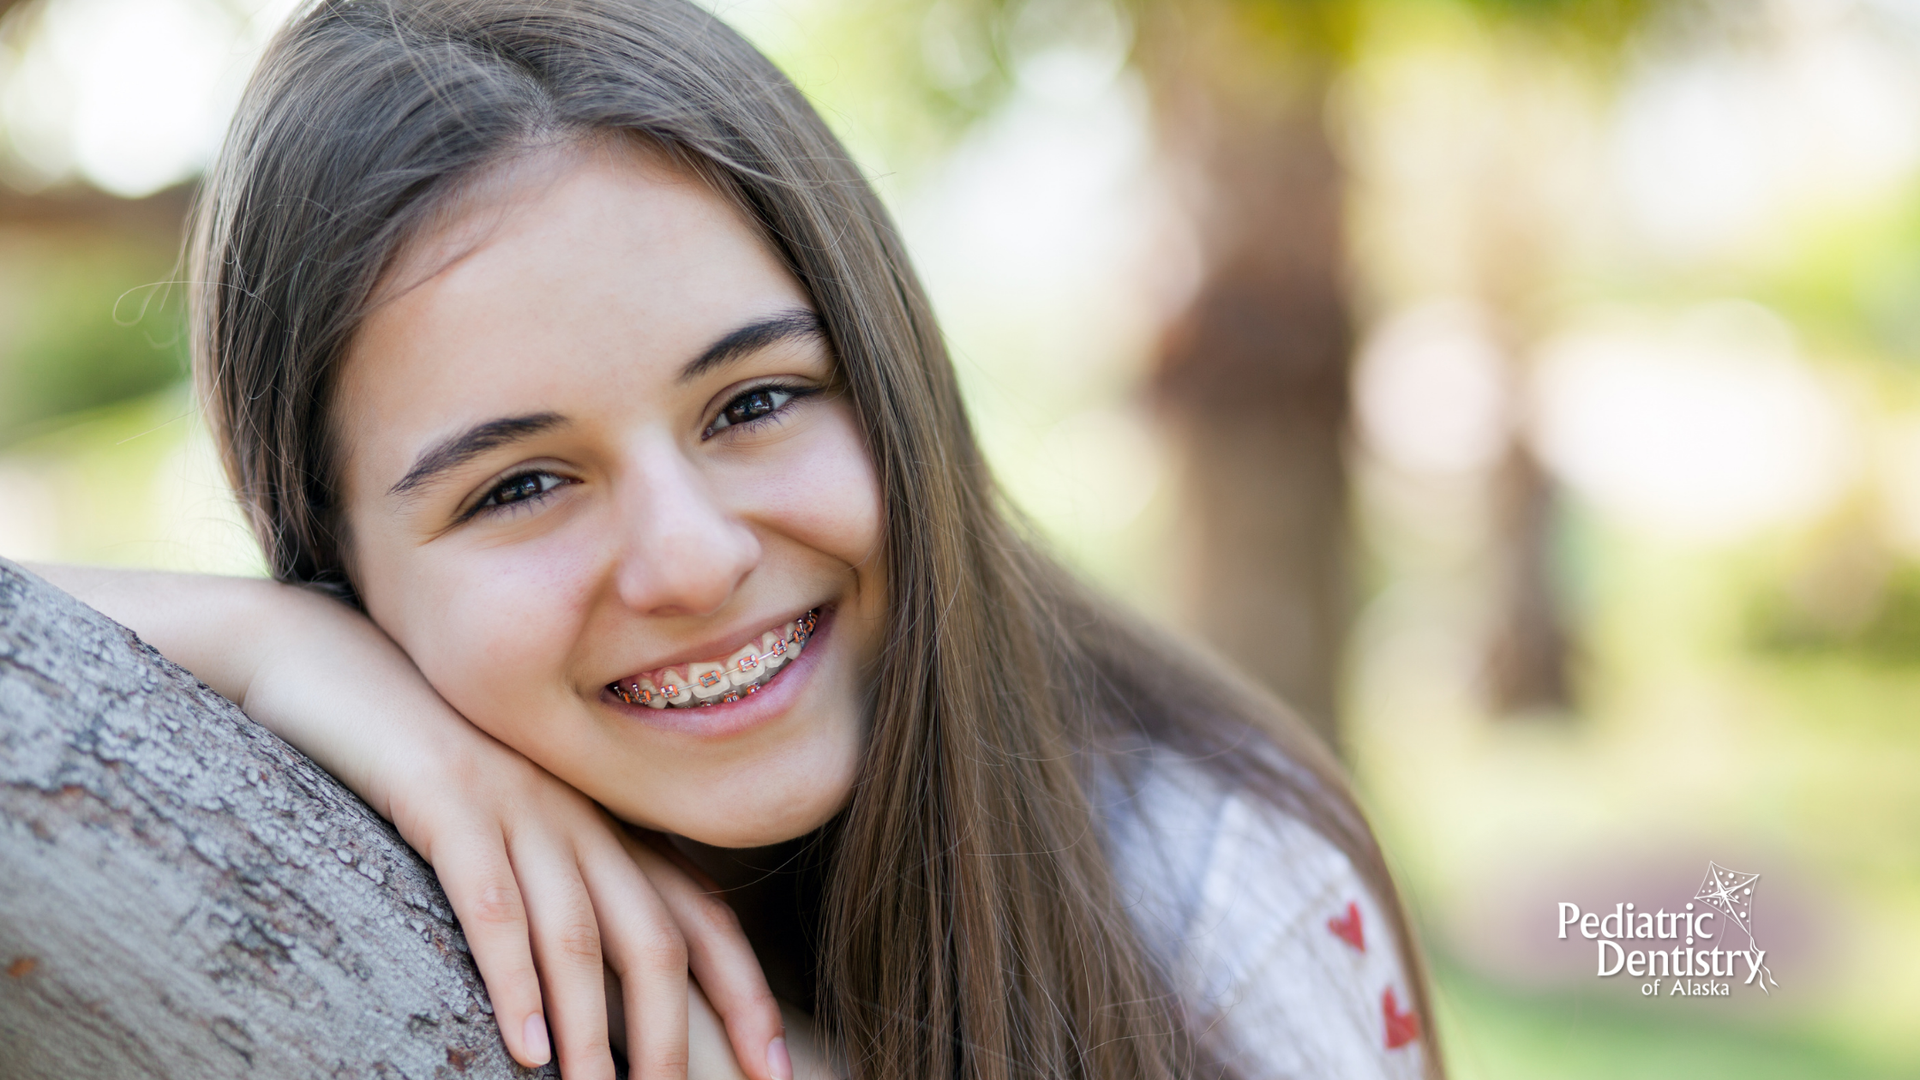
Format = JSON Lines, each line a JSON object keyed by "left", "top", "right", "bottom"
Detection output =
{"left": 622, "top": 833, "right": 784, "bottom": 1080}
{"left": 578, "top": 837, "right": 692, "bottom": 1080}
{"left": 513, "top": 836, "right": 619, "bottom": 1080}
{"left": 426, "top": 829, "right": 552, "bottom": 1068}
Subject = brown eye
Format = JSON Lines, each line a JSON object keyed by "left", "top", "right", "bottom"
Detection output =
{"left": 709, "top": 386, "right": 798, "bottom": 434}
{"left": 476, "top": 471, "right": 565, "bottom": 512}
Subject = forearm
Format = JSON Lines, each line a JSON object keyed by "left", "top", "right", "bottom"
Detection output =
{"left": 25, "top": 563, "right": 454, "bottom": 821}
{"left": 28, "top": 564, "right": 288, "bottom": 704}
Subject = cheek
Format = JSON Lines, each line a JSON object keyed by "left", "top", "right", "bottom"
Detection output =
{"left": 750, "top": 413, "right": 885, "bottom": 570}
{"left": 374, "top": 535, "right": 601, "bottom": 727}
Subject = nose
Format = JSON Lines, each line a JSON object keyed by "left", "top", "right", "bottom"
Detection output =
{"left": 611, "top": 436, "right": 760, "bottom": 617}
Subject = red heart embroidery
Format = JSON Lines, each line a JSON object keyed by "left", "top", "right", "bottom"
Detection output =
{"left": 1327, "top": 900, "right": 1365, "bottom": 952}
{"left": 1382, "top": 987, "right": 1421, "bottom": 1050}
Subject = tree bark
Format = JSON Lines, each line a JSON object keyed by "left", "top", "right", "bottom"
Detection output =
{"left": 0, "top": 559, "right": 547, "bottom": 1079}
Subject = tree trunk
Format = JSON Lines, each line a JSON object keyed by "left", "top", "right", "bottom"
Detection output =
{"left": 1142, "top": 8, "right": 1352, "bottom": 752}
{"left": 1483, "top": 440, "right": 1573, "bottom": 714}
{"left": 0, "top": 559, "right": 547, "bottom": 1079}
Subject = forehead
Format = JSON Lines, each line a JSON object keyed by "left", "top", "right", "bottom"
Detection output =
{"left": 369, "top": 138, "right": 762, "bottom": 312}
{"left": 334, "top": 140, "right": 810, "bottom": 486}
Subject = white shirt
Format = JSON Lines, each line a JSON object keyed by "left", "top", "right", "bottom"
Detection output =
{"left": 1101, "top": 750, "right": 1428, "bottom": 1080}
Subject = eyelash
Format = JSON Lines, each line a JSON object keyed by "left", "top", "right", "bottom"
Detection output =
{"left": 703, "top": 381, "right": 815, "bottom": 439}
{"left": 465, "top": 470, "right": 571, "bottom": 521}
{"left": 460, "top": 383, "right": 814, "bottom": 522}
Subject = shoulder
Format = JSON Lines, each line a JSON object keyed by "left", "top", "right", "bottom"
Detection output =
{"left": 1099, "top": 749, "right": 1428, "bottom": 1080}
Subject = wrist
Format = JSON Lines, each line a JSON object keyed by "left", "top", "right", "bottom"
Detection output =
{"left": 377, "top": 721, "right": 517, "bottom": 847}
{"left": 239, "top": 583, "right": 489, "bottom": 826}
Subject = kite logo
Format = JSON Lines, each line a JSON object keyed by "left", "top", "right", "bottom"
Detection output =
{"left": 1693, "top": 861, "right": 1778, "bottom": 994}
{"left": 1555, "top": 861, "right": 1780, "bottom": 997}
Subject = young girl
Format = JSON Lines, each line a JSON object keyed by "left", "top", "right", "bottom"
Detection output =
{"left": 38, "top": 1, "right": 1438, "bottom": 1078}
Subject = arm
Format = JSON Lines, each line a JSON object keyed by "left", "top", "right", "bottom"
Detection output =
{"left": 1165, "top": 794, "right": 1428, "bottom": 1080}
{"left": 33, "top": 565, "right": 432, "bottom": 812}
{"left": 29, "top": 564, "right": 788, "bottom": 1080}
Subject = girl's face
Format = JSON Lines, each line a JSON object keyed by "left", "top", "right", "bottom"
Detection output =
{"left": 334, "top": 142, "right": 885, "bottom": 848}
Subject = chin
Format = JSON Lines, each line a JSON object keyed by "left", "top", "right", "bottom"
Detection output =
{"left": 668, "top": 755, "right": 859, "bottom": 849}
{"left": 674, "top": 820, "right": 826, "bottom": 850}
{"left": 691, "top": 789, "right": 851, "bottom": 850}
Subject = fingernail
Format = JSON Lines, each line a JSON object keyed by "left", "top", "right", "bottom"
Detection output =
{"left": 767, "top": 1036, "right": 792, "bottom": 1080}
{"left": 524, "top": 1014, "right": 552, "bottom": 1065}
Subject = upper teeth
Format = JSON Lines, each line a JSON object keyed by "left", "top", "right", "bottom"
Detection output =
{"left": 611, "top": 610, "right": 817, "bottom": 709}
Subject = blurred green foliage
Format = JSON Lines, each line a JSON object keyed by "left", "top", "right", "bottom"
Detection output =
{"left": 0, "top": 233, "right": 186, "bottom": 444}
{"left": 1750, "top": 569, "right": 1920, "bottom": 666}
{"left": 809, "top": 0, "right": 1666, "bottom": 144}
{"left": 1434, "top": 960, "right": 1910, "bottom": 1080}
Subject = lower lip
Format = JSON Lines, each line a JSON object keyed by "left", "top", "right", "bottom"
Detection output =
{"left": 604, "top": 606, "right": 835, "bottom": 740}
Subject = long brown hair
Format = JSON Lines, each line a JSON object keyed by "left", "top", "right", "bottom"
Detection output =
{"left": 191, "top": 2, "right": 1438, "bottom": 1077}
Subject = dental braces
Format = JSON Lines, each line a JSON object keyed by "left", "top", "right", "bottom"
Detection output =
{"left": 611, "top": 610, "right": 818, "bottom": 707}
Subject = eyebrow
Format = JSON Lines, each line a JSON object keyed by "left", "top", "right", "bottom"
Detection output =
{"left": 678, "top": 308, "right": 825, "bottom": 383}
{"left": 388, "top": 412, "right": 568, "bottom": 497}
{"left": 386, "top": 311, "right": 824, "bottom": 500}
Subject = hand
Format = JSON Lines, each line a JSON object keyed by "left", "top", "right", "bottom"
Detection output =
{"left": 381, "top": 738, "right": 788, "bottom": 1080}
{"left": 29, "top": 566, "right": 785, "bottom": 1080}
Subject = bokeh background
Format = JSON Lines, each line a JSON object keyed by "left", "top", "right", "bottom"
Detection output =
{"left": 3, "top": 0, "right": 1918, "bottom": 1075}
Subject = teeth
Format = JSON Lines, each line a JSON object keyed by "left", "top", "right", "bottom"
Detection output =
{"left": 689, "top": 660, "right": 730, "bottom": 701}
{"left": 759, "top": 629, "right": 788, "bottom": 670}
{"left": 659, "top": 669, "right": 693, "bottom": 706}
{"left": 635, "top": 676, "right": 667, "bottom": 710}
{"left": 611, "top": 609, "right": 817, "bottom": 710}
{"left": 726, "top": 644, "right": 762, "bottom": 687}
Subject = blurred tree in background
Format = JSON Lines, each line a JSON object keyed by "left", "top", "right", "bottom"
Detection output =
{"left": 830, "top": 0, "right": 1658, "bottom": 744}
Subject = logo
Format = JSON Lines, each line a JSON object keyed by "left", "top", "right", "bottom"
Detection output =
{"left": 1556, "top": 861, "right": 1780, "bottom": 998}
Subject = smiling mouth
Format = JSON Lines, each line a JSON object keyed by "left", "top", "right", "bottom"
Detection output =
{"left": 609, "top": 609, "right": 819, "bottom": 709}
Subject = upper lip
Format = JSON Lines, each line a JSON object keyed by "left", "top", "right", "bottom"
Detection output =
{"left": 607, "top": 604, "right": 821, "bottom": 684}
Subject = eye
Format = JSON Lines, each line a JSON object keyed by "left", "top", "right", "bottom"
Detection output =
{"left": 471, "top": 470, "right": 568, "bottom": 516}
{"left": 706, "top": 384, "right": 806, "bottom": 436}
